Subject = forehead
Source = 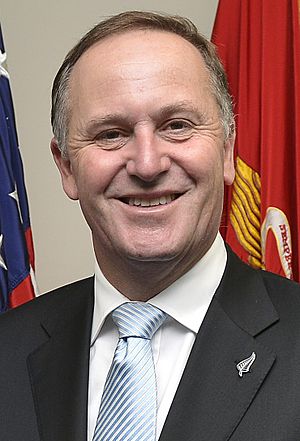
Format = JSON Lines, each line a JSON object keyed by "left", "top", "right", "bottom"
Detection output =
{"left": 67, "top": 29, "right": 219, "bottom": 126}
{"left": 70, "top": 29, "right": 210, "bottom": 90}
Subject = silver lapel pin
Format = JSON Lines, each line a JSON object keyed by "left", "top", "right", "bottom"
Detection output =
{"left": 236, "top": 352, "right": 256, "bottom": 377}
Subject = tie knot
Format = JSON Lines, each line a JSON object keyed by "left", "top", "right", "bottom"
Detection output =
{"left": 112, "top": 302, "right": 166, "bottom": 340}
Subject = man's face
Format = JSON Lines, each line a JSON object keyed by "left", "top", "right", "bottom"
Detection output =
{"left": 52, "top": 30, "right": 234, "bottom": 272}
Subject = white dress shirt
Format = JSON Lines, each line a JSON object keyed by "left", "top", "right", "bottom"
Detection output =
{"left": 88, "top": 233, "right": 227, "bottom": 441}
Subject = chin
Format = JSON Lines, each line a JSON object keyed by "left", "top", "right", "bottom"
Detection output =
{"left": 123, "top": 242, "right": 184, "bottom": 263}
{"left": 128, "top": 252, "right": 177, "bottom": 263}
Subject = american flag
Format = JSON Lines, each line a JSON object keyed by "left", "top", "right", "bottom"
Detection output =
{"left": 0, "top": 25, "right": 36, "bottom": 311}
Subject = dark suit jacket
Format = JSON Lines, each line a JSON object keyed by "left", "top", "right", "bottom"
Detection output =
{"left": 1, "top": 248, "right": 300, "bottom": 441}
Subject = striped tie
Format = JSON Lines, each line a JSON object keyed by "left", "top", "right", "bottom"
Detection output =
{"left": 93, "top": 302, "right": 166, "bottom": 441}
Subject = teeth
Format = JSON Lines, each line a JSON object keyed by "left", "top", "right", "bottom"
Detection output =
{"left": 129, "top": 197, "right": 140, "bottom": 206}
{"left": 150, "top": 198, "right": 160, "bottom": 206}
{"left": 128, "top": 194, "right": 176, "bottom": 207}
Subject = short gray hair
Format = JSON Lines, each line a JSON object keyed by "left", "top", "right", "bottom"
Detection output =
{"left": 51, "top": 10, "right": 235, "bottom": 157}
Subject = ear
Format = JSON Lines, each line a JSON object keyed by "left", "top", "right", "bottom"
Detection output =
{"left": 223, "top": 133, "right": 235, "bottom": 185}
{"left": 50, "top": 138, "right": 79, "bottom": 200}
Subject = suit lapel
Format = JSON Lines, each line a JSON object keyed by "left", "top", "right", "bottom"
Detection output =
{"left": 27, "top": 278, "right": 94, "bottom": 441}
{"left": 26, "top": 251, "right": 280, "bottom": 441}
{"left": 160, "top": 248, "right": 278, "bottom": 441}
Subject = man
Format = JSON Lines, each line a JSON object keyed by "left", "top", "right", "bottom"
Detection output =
{"left": 1, "top": 10, "right": 300, "bottom": 441}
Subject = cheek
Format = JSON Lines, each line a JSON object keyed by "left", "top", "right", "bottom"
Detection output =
{"left": 73, "top": 151, "right": 122, "bottom": 197}
{"left": 178, "top": 146, "right": 224, "bottom": 188}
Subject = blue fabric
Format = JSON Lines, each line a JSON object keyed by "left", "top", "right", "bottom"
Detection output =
{"left": 93, "top": 302, "right": 166, "bottom": 441}
{"left": 0, "top": 25, "right": 33, "bottom": 311}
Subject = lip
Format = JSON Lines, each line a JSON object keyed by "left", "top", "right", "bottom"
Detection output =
{"left": 118, "top": 190, "right": 183, "bottom": 199}
{"left": 117, "top": 191, "right": 184, "bottom": 206}
{"left": 113, "top": 191, "right": 185, "bottom": 211}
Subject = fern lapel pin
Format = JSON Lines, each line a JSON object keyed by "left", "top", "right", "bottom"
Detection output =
{"left": 236, "top": 352, "right": 256, "bottom": 377}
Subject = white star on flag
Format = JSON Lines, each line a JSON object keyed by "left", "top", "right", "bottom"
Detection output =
{"left": 0, "top": 49, "right": 9, "bottom": 78}
{"left": 0, "top": 234, "right": 7, "bottom": 271}
{"left": 9, "top": 186, "right": 23, "bottom": 224}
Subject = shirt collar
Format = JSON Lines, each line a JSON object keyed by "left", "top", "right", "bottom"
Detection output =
{"left": 91, "top": 232, "right": 227, "bottom": 344}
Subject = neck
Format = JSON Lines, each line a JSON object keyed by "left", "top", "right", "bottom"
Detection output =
{"left": 94, "top": 243, "right": 212, "bottom": 301}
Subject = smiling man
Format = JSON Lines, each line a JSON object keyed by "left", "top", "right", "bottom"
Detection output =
{"left": 1, "top": 10, "right": 300, "bottom": 441}
{"left": 51, "top": 25, "right": 234, "bottom": 300}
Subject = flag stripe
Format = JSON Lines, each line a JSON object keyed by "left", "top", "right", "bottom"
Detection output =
{"left": 0, "top": 24, "right": 36, "bottom": 311}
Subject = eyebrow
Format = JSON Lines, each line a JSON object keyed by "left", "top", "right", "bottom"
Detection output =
{"left": 85, "top": 114, "right": 127, "bottom": 133}
{"left": 154, "top": 101, "right": 206, "bottom": 123}
{"left": 85, "top": 100, "right": 205, "bottom": 133}
{"left": 156, "top": 101, "right": 202, "bottom": 118}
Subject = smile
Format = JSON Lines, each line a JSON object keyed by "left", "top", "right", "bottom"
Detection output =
{"left": 121, "top": 194, "right": 178, "bottom": 207}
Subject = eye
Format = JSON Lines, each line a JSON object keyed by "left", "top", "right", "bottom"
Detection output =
{"left": 99, "top": 129, "right": 123, "bottom": 140}
{"left": 167, "top": 120, "right": 191, "bottom": 131}
{"left": 105, "top": 131, "right": 120, "bottom": 139}
{"left": 160, "top": 119, "right": 194, "bottom": 141}
{"left": 94, "top": 129, "right": 129, "bottom": 150}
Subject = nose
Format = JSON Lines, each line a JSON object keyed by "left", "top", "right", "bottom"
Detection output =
{"left": 126, "top": 130, "right": 171, "bottom": 182}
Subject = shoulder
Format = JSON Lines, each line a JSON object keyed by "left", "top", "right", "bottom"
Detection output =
{"left": 226, "top": 244, "right": 300, "bottom": 291}
{"left": 259, "top": 268, "right": 300, "bottom": 316}
{"left": 225, "top": 245, "right": 300, "bottom": 317}
{"left": 0, "top": 276, "right": 94, "bottom": 335}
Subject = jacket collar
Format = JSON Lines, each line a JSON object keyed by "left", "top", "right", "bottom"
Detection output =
{"left": 216, "top": 245, "right": 279, "bottom": 336}
{"left": 159, "top": 247, "right": 278, "bottom": 441}
{"left": 27, "top": 277, "right": 94, "bottom": 441}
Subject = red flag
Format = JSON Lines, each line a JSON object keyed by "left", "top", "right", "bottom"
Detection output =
{"left": 212, "top": 0, "right": 300, "bottom": 281}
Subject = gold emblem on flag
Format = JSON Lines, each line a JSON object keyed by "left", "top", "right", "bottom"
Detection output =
{"left": 230, "top": 156, "right": 293, "bottom": 278}
{"left": 230, "top": 156, "right": 262, "bottom": 269}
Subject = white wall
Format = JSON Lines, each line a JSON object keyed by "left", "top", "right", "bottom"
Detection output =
{"left": 1, "top": 0, "right": 219, "bottom": 293}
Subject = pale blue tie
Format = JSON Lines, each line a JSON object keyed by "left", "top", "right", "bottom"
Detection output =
{"left": 93, "top": 302, "right": 166, "bottom": 441}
